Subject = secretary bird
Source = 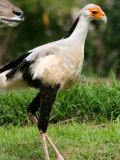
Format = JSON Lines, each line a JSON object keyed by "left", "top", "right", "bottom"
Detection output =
{"left": 0, "top": 0, "right": 24, "bottom": 27}
{"left": 0, "top": 4, "right": 107, "bottom": 160}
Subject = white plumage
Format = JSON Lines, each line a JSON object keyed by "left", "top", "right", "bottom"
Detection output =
{"left": 0, "top": 4, "right": 107, "bottom": 160}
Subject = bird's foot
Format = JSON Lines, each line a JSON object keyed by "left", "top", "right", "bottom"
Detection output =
{"left": 28, "top": 112, "right": 64, "bottom": 160}
{"left": 28, "top": 112, "right": 38, "bottom": 125}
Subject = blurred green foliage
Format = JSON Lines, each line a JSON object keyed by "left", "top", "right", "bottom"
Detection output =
{"left": 0, "top": 0, "right": 119, "bottom": 76}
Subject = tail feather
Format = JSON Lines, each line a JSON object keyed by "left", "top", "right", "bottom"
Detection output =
{"left": 0, "top": 52, "right": 31, "bottom": 92}
{"left": 0, "top": 70, "right": 10, "bottom": 92}
{"left": 0, "top": 70, "right": 29, "bottom": 92}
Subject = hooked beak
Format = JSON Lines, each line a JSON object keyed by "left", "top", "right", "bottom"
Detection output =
{"left": 101, "top": 15, "right": 107, "bottom": 23}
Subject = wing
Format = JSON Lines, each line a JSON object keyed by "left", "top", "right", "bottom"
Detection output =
{"left": 0, "top": 52, "right": 30, "bottom": 74}
{"left": 5, "top": 42, "right": 60, "bottom": 80}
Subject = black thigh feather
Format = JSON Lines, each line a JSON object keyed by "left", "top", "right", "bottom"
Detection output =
{"left": 38, "top": 84, "right": 59, "bottom": 133}
{"left": 27, "top": 92, "right": 41, "bottom": 115}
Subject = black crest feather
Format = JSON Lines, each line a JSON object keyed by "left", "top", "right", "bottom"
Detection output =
{"left": 64, "top": 17, "right": 79, "bottom": 39}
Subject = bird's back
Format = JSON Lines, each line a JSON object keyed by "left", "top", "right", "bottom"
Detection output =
{"left": 0, "top": 38, "right": 84, "bottom": 91}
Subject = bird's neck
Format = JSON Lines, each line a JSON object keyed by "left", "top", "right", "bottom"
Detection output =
{"left": 66, "top": 15, "right": 89, "bottom": 46}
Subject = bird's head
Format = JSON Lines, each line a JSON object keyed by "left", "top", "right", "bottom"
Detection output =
{"left": 80, "top": 4, "right": 107, "bottom": 23}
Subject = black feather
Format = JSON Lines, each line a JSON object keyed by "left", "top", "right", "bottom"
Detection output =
{"left": 64, "top": 17, "right": 79, "bottom": 39}
{"left": 38, "top": 84, "right": 59, "bottom": 132}
{"left": 6, "top": 59, "right": 30, "bottom": 80}
{"left": 0, "top": 52, "right": 31, "bottom": 74}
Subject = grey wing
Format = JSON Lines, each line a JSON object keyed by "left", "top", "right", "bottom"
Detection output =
{"left": 6, "top": 43, "right": 58, "bottom": 80}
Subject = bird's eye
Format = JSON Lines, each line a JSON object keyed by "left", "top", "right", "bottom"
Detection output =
{"left": 92, "top": 11, "right": 98, "bottom": 14}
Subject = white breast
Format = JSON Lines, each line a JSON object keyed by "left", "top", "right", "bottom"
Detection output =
{"left": 30, "top": 46, "right": 84, "bottom": 90}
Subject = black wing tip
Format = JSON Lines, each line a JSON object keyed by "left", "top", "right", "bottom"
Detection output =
{"left": 6, "top": 59, "right": 27, "bottom": 80}
{"left": 0, "top": 52, "right": 31, "bottom": 75}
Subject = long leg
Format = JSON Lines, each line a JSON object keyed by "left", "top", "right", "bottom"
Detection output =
{"left": 28, "top": 112, "right": 64, "bottom": 160}
{"left": 27, "top": 92, "right": 40, "bottom": 125}
{"left": 37, "top": 84, "right": 58, "bottom": 133}
{"left": 28, "top": 84, "right": 64, "bottom": 159}
{"left": 27, "top": 92, "right": 50, "bottom": 159}
{"left": 41, "top": 132, "right": 50, "bottom": 160}
{"left": 38, "top": 84, "right": 64, "bottom": 159}
{"left": 27, "top": 92, "right": 40, "bottom": 115}
{"left": 45, "top": 134, "right": 64, "bottom": 160}
{"left": 37, "top": 84, "right": 64, "bottom": 160}
{"left": 27, "top": 84, "right": 64, "bottom": 159}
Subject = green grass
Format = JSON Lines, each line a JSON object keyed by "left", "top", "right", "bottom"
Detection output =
{"left": 0, "top": 76, "right": 120, "bottom": 125}
{"left": 0, "top": 121, "right": 120, "bottom": 160}
{"left": 0, "top": 76, "right": 120, "bottom": 159}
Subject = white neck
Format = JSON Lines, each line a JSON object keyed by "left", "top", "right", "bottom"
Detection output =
{"left": 67, "top": 15, "right": 89, "bottom": 46}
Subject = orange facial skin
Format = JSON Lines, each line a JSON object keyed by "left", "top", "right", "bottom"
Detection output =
{"left": 89, "top": 7, "right": 105, "bottom": 19}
